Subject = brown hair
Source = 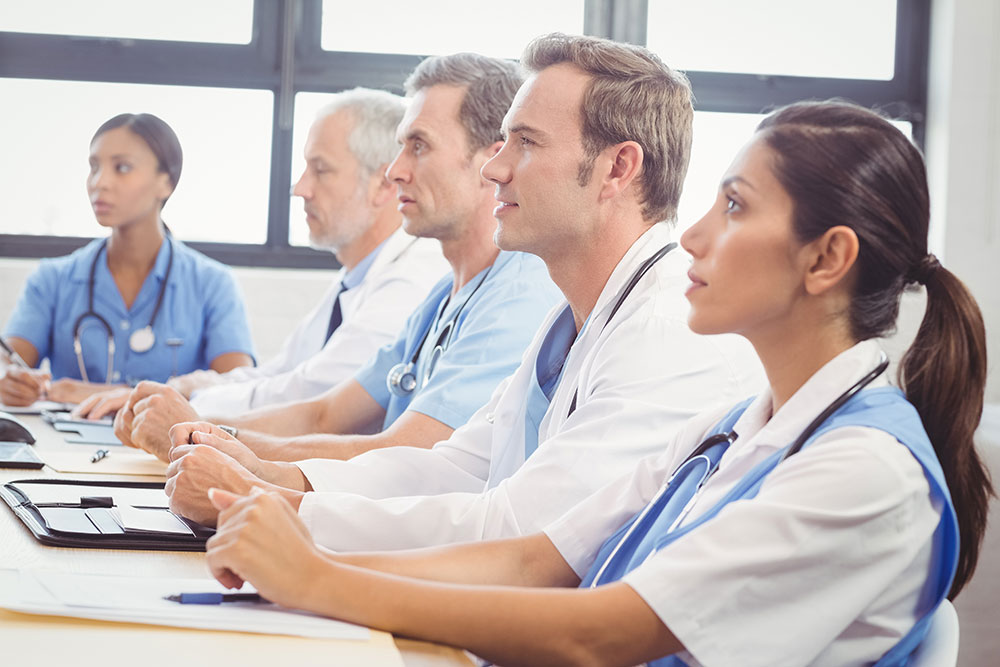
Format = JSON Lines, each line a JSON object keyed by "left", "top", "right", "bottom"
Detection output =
{"left": 404, "top": 53, "right": 524, "bottom": 154}
{"left": 521, "top": 33, "right": 693, "bottom": 223}
{"left": 757, "top": 100, "right": 991, "bottom": 598}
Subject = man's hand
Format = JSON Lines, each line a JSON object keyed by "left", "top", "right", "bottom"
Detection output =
{"left": 72, "top": 386, "right": 131, "bottom": 420}
{"left": 164, "top": 422, "right": 306, "bottom": 525}
{"left": 114, "top": 381, "right": 199, "bottom": 460}
{"left": 0, "top": 366, "right": 50, "bottom": 406}
{"left": 205, "top": 488, "right": 326, "bottom": 607}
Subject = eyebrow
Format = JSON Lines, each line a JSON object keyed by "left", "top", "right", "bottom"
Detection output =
{"left": 721, "top": 175, "right": 757, "bottom": 191}
{"left": 503, "top": 122, "right": 546, "bottom": 141}
{"left": 399, "top": 128, "right": 430, "bottom": 144}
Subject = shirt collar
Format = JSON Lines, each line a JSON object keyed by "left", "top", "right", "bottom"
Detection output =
{"left": 341, "top": 237, "right": 388, "bottom": 291}
{"left": 69, "top": 236, "right": 174, "bottom": 284}
{"left": 731, "top": 339, "right": 890, "bottom": 452}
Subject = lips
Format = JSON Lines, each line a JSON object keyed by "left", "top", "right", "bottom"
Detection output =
{"left": 687, "top": 269, "right": 706, "bottom": 287}
{"left": 92, "top": 200, "right": 112, "bottom": 214}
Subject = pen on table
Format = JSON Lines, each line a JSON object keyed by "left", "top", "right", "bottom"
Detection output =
{"left": 164, "top": 592, "right": 269, "bottom": 605}
{"left": 90, "top": 448, "right": 110, "bottom": 463}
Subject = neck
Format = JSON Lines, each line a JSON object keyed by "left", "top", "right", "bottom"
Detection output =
{"left": 546, "top": 221, "right": 648, "bottom": 332}
{"left": 106, "top": 217, "right": 165, "bottom": 273}
{"left": 749, "top": 311, "right": 856, "bottom": 414}
{"left": 439, "top": 214, "right": 500, "bottom": 295}
{"left": 335, "top": 209, "right": 402, "bottom": 271}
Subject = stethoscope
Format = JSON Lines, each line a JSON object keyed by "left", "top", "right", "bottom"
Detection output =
{"left": 386, "top": 264, "right": 492, "bottom": 397}
{"left": 588, "top": 352, "right": 890, "bottom": 588}
{"left": 72, "top": 235, "right": 174, "bottom": 383}
{"left": 566, "top": 241, "right": 677, "bottom": 417}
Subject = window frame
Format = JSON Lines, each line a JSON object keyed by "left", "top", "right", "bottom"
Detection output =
{"left": 0, "top": 0, "right": 930, "bottom": 268}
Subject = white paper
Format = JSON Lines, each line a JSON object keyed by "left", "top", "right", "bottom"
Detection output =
{"left": 114, "top": 505, "right": 194, "bottom": 535}
{"left": 0, "top": 400, "right": 73, "bottom": 415}
{"left": 0, "top": 570, "right": 369, "bottom": 640}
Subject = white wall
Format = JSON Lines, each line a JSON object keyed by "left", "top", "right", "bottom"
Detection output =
{"left": 926, "top": 0, "right": 1000, "bottom": 405}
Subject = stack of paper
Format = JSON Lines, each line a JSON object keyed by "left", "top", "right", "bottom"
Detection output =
{"left": 0, "top": 569, "right": 369, "bottom": 640}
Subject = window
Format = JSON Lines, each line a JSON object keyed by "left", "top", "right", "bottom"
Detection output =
{"left": 0, "top": 0, "right": 930, "bottom": 267}
{"left": 321, "top": 0, "right": 585, "bottom": 58}
{"left": 0, "top": 0, "right": 253, "bottom": 44}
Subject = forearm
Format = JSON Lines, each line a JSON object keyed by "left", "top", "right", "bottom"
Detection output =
{"left": 302, "top": 559, "right": 676, "bottom": 666}
{"left": 228, "top": 397, "right": 327, "bottom": 437}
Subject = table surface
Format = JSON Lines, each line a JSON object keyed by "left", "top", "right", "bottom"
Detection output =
{"left": 0, "top": 413, "right": 471, "bottom": 667}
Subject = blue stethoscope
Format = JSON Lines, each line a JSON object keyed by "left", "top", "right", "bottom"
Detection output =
{"left": 587, "top": 352, "right": 890, "bottom": 587}
{"left": 72, "top": 235, "right": 174, "bottom": 383}
{"left": 386, "top": 264, "right": 492, "bottom": 397}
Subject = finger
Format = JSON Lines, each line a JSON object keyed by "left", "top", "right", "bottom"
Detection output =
{"left": 208, "top": 487, "right": 241, "bottom": 511}
{"left": 71, "top": 393, "right": 100, "bottom": 418}
{"left": 88, "top": 393, "right": 127, "bottom": 420}
{"left": 206, "top": 542, "right": 246, "bottom": 590}
{"left": 167, "top": 442, "right": 197, "bottom": 463}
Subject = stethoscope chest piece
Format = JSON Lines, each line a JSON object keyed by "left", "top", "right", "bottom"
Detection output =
{"left": 386, "top": 362, "right": 419, "bottom": 397}
{"left": 129, "top": 326, "right": 156, "bottom": 353}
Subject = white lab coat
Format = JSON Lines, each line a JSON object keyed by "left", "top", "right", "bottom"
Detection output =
{"left": 190, "top": 228, "right": 447, "bottom": 414}
{"left": 546, "top": 341, "right": 939, "bottom": 667}
{"left": 295, "top": 222, "right": 765, "bottom": 551}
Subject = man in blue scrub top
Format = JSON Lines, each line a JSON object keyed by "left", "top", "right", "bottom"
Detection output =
{"left": 114, "top": 53, "right": 562, "bottom": 465}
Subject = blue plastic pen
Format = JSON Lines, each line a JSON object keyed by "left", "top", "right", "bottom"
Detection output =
{"left": 163, "top": 592, "right": 268, "bottom": 605}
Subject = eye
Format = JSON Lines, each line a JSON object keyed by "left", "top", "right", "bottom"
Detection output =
{"left": 115, "top": 162, "right": 133, "bottom": 174}
{"left": 725, "top": 195, "right": 742, "bottom": 213}
{"left": 412, "top": 139, "right": 426, "bottom": 154}
{"left": 518, "top": 135, "right": 534, "bottom": 147}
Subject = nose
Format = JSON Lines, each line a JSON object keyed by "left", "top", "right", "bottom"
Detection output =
{"left": 292, "top": 169, "right": 310, "bottom": 199}
{"left": 480, "top": 143, "right": 511, "bottom": 186}
{"left": 87, "top": 165, "right": 106, "bottom": 192}
{"left": 680, "top": 210, "right": 711, "bottom": 258}
{"left": 385, "top": 147, "right": 410, "bottom": 185}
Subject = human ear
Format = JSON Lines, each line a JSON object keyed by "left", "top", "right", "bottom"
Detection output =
{"left": 155, "top": 172, "right": 173, "bottom": 203}
{"left": 803, "top": 225, "right": 859, "bottom": 296}
{"left": 598, "top": 141, "right": 643, "bottom": 202}
{"left": 369, "top": 164, "right": 395, "bottom": 207}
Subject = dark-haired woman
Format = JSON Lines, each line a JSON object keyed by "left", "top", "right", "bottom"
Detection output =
{"left": 200, "top": 101, "right": 991, "bottom": 666}
{"left": 1, "top": 113, "right": 254, "bottom": 407}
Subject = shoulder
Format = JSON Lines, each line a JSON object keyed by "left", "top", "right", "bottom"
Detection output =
{"left": 476, "top": 251, "right": 560, "bottom": 305}
{"left": 170, "top": 239, "right": 237, "bottom": 285}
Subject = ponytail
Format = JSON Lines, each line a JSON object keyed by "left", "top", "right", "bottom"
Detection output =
{"left": 899, "top": 263, "right": 992, "bottom": 598}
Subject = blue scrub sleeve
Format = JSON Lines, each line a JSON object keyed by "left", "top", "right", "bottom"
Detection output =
{"left": 354, "top": 310, "right": 417, "bottom": 410}
{"left": 198, "top": 266, "right": 256, "bottom": 365}
{"left": 406, "top": 266, "right": 559, "bottom": 429}
{"left": 3, "top": 260, "right": 61, "bottom": 365}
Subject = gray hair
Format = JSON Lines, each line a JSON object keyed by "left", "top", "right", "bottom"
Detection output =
{"left": 522, "top": 33, "right": 694, "bottom": 223}
{"left": 315, "top": 87, "right": 407, "bottom": 176}
{"left": 404, "top": 53, "right": 524, "bottom": 153}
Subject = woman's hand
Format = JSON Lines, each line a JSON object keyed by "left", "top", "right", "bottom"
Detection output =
{"left": 0, "top": 366, "right": 49, "bottom": 406}
{"left": 71, "top": 386, "right": 131, "bottom": 419}
{"left": 205, "top": 487, "right": 326, "bottom": 607}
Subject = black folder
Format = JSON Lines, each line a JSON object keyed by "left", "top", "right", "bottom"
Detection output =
{"left": 0, "top": 478, "right": 214, "bottom": 551}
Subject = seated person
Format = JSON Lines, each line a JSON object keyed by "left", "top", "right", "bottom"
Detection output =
{"left": 1, "top": 113, "right": 254, "bottom": 407}
{"left": 163, "top": 35, "right": 763, "bottom": 548}
{"left": 202, "top": 100, "right": 992, "bottom": 666}
{"left": 112, "top": 53, "right": 563, "bottom": 463}
{"left": 77, "top": 89, "right": 447, "bottom": 419}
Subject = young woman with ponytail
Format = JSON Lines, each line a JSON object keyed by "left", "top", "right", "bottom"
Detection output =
{"left": 199, "top": 100, "right": 992, "bottom": 666}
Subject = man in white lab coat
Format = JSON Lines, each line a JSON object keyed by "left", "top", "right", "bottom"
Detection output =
{"left": 77, "top": 88, "right": 448, "bottom": 418}
{"left": 165, "top": 35, "right": 764, "bottom": 544}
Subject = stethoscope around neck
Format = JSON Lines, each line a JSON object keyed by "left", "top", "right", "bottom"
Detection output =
{"left": 587, "top": 352, "right": 890, "bottom": 588}
{"left": 72, "top": 234, "right": 174, "bottom": 383}
{"left": 386, "top": 264, "right": 492, "bottom": 397}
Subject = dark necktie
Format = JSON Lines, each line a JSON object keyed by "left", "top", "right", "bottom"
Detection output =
{"left": 325, "top": 282, "right": 349, "bottom": 343}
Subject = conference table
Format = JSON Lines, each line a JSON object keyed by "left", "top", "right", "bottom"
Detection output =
{"left": 0, "top": 413, "right": 472, "bottom": 666}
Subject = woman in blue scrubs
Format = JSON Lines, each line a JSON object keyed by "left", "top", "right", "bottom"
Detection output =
{"left": 0, "top": 113, "right": 254, "bottom": 407}
{"left": 199, "top": 101, "right": 991, "bottom": 666}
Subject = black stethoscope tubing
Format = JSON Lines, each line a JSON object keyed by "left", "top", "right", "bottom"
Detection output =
{"left": 72, "top": 234, "right": 174, "bottom": 382}
{"left": 566, "top": 242, "right": 677, "bottom": 417}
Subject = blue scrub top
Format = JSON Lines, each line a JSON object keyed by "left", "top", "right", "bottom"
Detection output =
{"left": 4, "top": 237, "right": 256, "bottom": 385}
{"left": 355, "top": 250, "right": 562, "bottom": 430}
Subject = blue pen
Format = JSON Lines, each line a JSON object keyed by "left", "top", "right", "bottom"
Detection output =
{"left": 163, "top": 592, "right": 268, "bottom": 605}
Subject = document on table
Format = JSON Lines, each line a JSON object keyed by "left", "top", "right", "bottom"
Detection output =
{"left": 0, "top": 569, "right": 369, "bottom": 640}
{"left": 0, "top": 400, "right": 73, "bottom": 414}
{"left": 39, "top": 449, "right": 168, "bottom": 476}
